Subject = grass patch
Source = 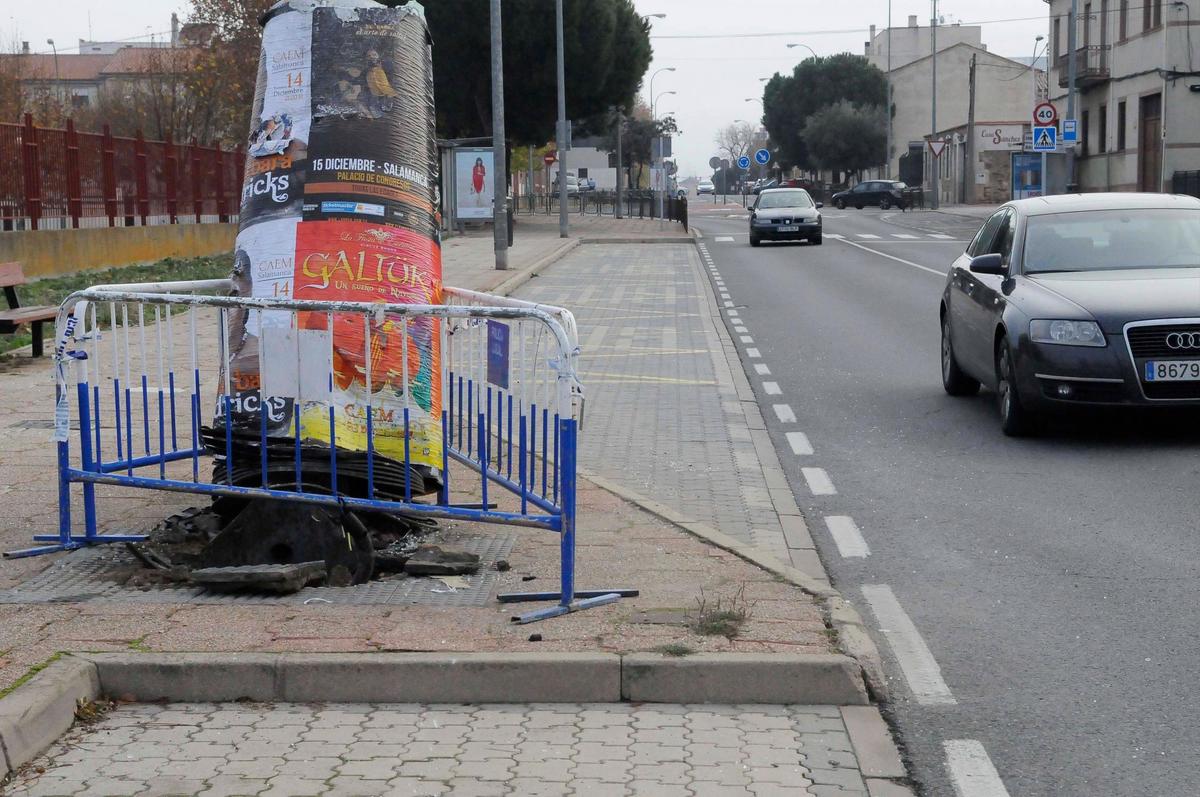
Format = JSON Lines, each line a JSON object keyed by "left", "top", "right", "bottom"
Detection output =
{"left": 0, "top": 652, "right": 65, "bottom": 701}
{"left": 652, "top": 643, "right": 696, "bottom": 657}
{"left": 126, "top": 636, "right": 152, "bottom": 653}
{"left": 692, "top": 584, "right": 754, "bottom": 640}
{"left": 0, "top": 254, "right": 231, "bottom": 356}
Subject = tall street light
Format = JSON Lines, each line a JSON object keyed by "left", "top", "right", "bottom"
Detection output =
{"left": 489, "top": 0, "right": 508, "bottom": 270}
{"left": 647, "top": 66, "right": 674, "bottom": 225}
{"left": 930, "top": 0, "right": 939, "bottom": 208}
{"left": 46, "top": 38, "right": 61, "bottom": 107}
{"left": 786, "top": 43, "right": 818, "bottom": 59}
{"left": 555, "top": 0, "right": 568, "bottom": 237}
{"left": 654, "top": 91, "right": 677, "bottom": 222}
{"left": 652, "top": 90, "right": 676, "bottom": 121}
{"left": 642, "top": 13, "right": 666, "bottom": 20}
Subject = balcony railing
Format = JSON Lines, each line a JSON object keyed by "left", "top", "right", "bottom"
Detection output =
{"left": 1056, "top": 45, "right": 1111, "bottom": 88}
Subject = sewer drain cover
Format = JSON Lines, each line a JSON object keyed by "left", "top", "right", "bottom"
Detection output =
{"left": 0, "top": 533, "right": 516, "bottom": 607}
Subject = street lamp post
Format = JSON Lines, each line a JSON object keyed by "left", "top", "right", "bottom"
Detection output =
{"left": 786, "top": 42, "right": 818, "bottom": 60}
{"left": 46, "top": 38, "right": 61, "bottom": 107}
{"left": 930, "top": 0, "right": 939, "bottom": 209}
{"left": 647, "top": 66, "right": 675, "bottom": 223}
{"left": 489, "top": 0, "right": 508, "bottom": 270}
{"left": 886, "top": 1, "right": 892, "bottom": 178}
{"left": 555, "top": 0, "right": 568, "bottom": 237}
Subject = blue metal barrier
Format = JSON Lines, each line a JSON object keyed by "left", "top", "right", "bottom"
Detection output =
{"left": 6, "top": 281, "right": 632, "bottom": 622}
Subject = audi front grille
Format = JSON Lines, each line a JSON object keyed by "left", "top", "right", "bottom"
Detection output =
{"left": 1126, "top": 324, "right": 1200, "bottom": 358}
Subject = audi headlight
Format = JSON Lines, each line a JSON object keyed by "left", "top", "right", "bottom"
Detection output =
{"left": 1029, "top": 319, "right": 1106, "bottom": 347}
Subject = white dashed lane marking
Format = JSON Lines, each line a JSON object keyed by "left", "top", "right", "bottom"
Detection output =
{"left": 801, "top": 467, "right": 836, "bottom": 495}
{"left": 929, "top": 233, "right": 954, "bottom": 239}
{"left": 715, "top": 236, "right": 735, "bottom": 242}
{"left": 785, "top": 431, "right": 813, "bottom": 455}
{"left": 891, "top": 233, "right": 918, "bottom": 239}
{"left": 823, "top": 515, "right": 869, "bottom": 557}
{"left": 944, "top": 740, "right": 1012, "bottom": 797}
{"left": 754, "top": 363, "right": 771, "bottom": 376}
{"left": 746, "top": 348, "right": 761, "bottom": 358}
{"left": 740, "top": 335, "right": 754, "bottom": 344}
{"left": 856, "top": 234, "right": 881, "bottom": 239}
{"left": 825, "top": 233, "right": 845, "bottom": 239}
{"left": 861, "top": 584, "right": 957, "bottom": 705}
{"left": 762, "top": 381, "right": 781, "bottom": 395}
{"left": 773, "top": 404, "right": 796, "bottom": 423}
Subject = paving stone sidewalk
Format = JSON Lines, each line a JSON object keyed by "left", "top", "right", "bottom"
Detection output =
{"left": 5, "top": 702, "right": 873, "bottom": 797}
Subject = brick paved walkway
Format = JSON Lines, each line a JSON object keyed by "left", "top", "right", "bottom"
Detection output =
{"left": 514, "top": 244, "right": 790, "bottom": 561}
{"left": 6, "top": 702, "right": 868, "bottom": 797}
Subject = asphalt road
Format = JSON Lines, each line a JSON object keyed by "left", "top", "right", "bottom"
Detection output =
{"left": 691, "top": 204, "right": 1200, "bottom": 797}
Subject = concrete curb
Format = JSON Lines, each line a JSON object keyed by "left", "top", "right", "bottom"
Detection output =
{"left": 829, "top": 597, "right": 890, "bottom": 702}
{"left": 68, "top": 651, "right": 866, "bottom": 706}
{"left": 623, "top": 653, "right": 868, "bottom": 705}
{"left": 579, "top": 236, "right": 695, "bottom": 245}
{"left": 577, "top": 469, "right": 836, "bottom": 599}
{"left": 489, "top": 238, "right": 581, "bottom": 298}
{"left": 0, "top": 657, "right": 98, "bottom": 777}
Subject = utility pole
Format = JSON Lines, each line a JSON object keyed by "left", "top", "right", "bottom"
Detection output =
{"left": 555, "top": 0, "right": 569, "bottom": 237}
{"left": 615, "top": 110, "right": 624, "bottom": 218}
{"left": 489, "top": 0, "right": 508, "bottom": 269}
{"left": 930, "top": 0, "right": 939, "bottom": 209}
{"left": 1066, "top": 0, "right": 1078, "bottom": 192}
{"left": 527, "top": 145, "right": 534, "bottom": 204}
{"left": 886, "top": 0, "right": 892, "bottom": 178}
{"left": 964, "top": 53, "right": 976, "bottom": 204}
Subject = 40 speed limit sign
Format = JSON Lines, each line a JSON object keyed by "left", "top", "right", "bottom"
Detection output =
{"left": 1033, "top": 102, "right": 1058, "bottom": 126}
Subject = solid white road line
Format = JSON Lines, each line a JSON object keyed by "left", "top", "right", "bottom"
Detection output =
{"left": 773, "top": 404, "right": 796, "bottom": 423}
{"left": 715, "top": 236, "right": 735, "bottom": 242}
{"left": 944, "top": 740, "right": 1012, "bottom": 797}
{"left": 746, "top": 348, "right": 761, "bottom": 358}
{"left": 861, "top": 585, "right": 957, "bottom": 705}
{"left": 833, "top": 237, "right": 947, "bottom": 277}
{"left": 856, "top": 233, "right": 881, "bottom": 239}
{"left": 801, "top": 467, "right": 836, "bottom": 495}
{"left": 754, "top": 363, "right": 771, "bottom": 375}
{"left": 786, "top": 431, "right": 813, "bottom": 455}
{"left": 763, "top": 381, "right": 782, "bottom": 395}
{"left": 823, "top": 515, "right": 868, "bottom": 557}
{"left": 740, "top": 335, "right": 754, "bottom": 344}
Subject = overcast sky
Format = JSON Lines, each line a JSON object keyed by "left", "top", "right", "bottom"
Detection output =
{"left": 8, "top": 0, "right": 1050, "bottom": 176}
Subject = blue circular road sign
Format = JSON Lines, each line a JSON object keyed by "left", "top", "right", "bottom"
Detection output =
{"left": 737, "top": 156, "right": 751, "bottom": 170}
{"left": 754, "top": 148, "right": 771, "bottom": 165}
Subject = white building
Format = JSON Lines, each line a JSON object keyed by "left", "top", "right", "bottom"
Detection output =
{"left": 1046, "top": 0, "right": 1200, "bottom": 193}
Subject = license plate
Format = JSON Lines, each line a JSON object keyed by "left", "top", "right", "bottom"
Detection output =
{"left": 1145, "top": 360, "right": 1200, "bottom": 381}
{"left": 778, "top": 225, "right": 799, "bottom": 232}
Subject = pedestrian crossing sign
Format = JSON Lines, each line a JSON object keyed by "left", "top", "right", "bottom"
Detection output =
{"left": 1033, "top": 125, "right": 1057, "bottom": 152}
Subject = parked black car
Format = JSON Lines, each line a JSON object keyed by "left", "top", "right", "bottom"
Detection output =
{"left": 831, "top": 180, "right": 908, "bottom": 210}
{"left": 939, "top": 193, "right": 1200, "bottom": 435}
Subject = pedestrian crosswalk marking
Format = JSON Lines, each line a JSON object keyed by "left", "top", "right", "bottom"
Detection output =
{"left": 715, "top": 236, "right": 735, "bottom": 242}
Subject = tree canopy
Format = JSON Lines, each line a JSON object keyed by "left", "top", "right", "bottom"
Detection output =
{"left": 423, "top": 0, "right": 652, "bottom": 146}
{"left": 598, "top": 104, "right": 679, "bottom": 187}
{"left": 801, "top": 101, "right": 887, "bottom": 178}
{"left": 762, "top": 54, "right": 887, "bottom": 171}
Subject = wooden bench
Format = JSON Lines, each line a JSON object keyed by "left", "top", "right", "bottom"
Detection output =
{"left": 0, "top": 262, "right": 59, "bottom": 357}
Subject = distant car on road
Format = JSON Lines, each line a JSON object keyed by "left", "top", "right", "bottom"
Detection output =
{"left": 697, "top": 179, "right": 715, "bottom": 195}
{"left": 831, "top": 180, "right": 907, "bottom": 210}
{"left": 752, "top": 179, "right": 779, "bottom": 195}
{"left": 939, "top": 193, "right": 1200, "bottom": 435}
{"left": 552, "top": 174, "right": 580, "bottom": 196}
{"left": 749, "top": 188, "right": 822, "bottom": 247}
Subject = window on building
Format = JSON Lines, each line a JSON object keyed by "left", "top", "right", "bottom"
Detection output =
{"left": 1098, "top": 104, "right": 1108, "bottom": 153}
{"left": 1145, "top": 0, "right": 1162, "bottom": 30}
{"left": 1084, "top": 3, "right": 1092, "bottom": 48}
{"left": 1117, "top": 101, "right": 1127, "bottom": 150}
{"left": 1053, "top": 17, "right": 1062, "bottom": 60}
{"left": 577, "top": 168, "right": 589, "bottom": 178}
{"left": 1081, "top": 109, "right": 1090, "bottom": 156}
{"left": 1119, "top": 0, "right": 1128, "bottom": 40}
{"left": 71, "top": 95, "right": 89, "bottom": 109}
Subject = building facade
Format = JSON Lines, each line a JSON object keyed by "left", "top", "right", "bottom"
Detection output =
{"left": 1047, "top": 0, "right": 1200, "bottom": 192}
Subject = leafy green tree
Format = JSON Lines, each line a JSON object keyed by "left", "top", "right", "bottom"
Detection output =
{"left": 424, "top": 0, "right": 652, "bottom": 146}
{"left": 596, "top": 108, "right": 678, "bottom": 188}
{"left": 762, "top": 54, "right": 887, "bottom": 171}
{"left": 801, "top": 101, "right": 887, "bottom": 180}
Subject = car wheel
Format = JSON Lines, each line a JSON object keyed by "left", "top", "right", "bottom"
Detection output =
{"left": 996, "top": 341, "right": 1036, "bottom": 436}
{"left": 880, "top": 197, "right": 892, "bottom": 210}
{"left": 749, "top": 235, "right": 761, "bottom": 247}
{"left": 854, "top": 204, "right": 863, "bottom": 210}
{"left": 941, "top": 315, "right": 980, "bottom": 396}
{"left": 835, "top": 199, "right": 845, "bottom": 210}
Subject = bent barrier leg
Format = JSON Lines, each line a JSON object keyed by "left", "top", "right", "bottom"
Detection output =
{"left": 6, "top": 282, "right": 635, "bottom": 622}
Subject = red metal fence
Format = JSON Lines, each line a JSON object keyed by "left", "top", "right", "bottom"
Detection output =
{"left": 1, "top": 114, "right": 244, "bottom": 231}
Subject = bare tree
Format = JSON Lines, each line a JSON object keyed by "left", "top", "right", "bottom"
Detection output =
{"left": 714, "top": 122, "right": 766, "bottom": 165}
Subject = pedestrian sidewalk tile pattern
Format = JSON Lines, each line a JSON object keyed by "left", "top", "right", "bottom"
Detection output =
{"left": 514, "top": 245, "right": 786, "bottom": 555}
{"left": 7, "top": 702, "right": 870, "bottom": 797}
